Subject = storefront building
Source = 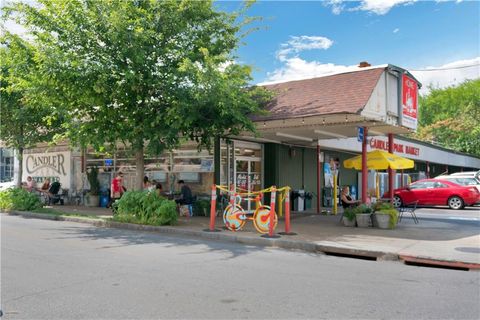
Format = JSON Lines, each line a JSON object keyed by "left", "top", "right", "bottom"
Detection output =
{"left": 19, "top": 64, "right": 480, "bottom": 209}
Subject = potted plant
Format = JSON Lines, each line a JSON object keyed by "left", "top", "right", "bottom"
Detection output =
{"left": 354, "top": 204, "right": 372, "bottom": 228}
{"left": 372, "top": 202, "right": 398, "bottom": 229}
{"left": 342, "top": 207, "right": 356, "bottom": 227}
{"left": 85, "top": 167, "right": 100, "bottom": 207}
{"left": 193, "top": 199, "right": 211, "bottom": 216}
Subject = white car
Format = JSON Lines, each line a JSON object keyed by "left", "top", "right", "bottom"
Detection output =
{"left": 449, "top": 171, "right": 480, "bottom": 180}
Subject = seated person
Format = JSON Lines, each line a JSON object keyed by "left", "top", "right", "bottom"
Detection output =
{"left": 175, "top": 180, "right": 193, "bottom": 205}
{"left": 47, "top": 181, "right": 64, "bottom": 205}
{"left": 143, "top": 176, "right": 152, "bottom": 190}
{"left": 341, "top": 186, "right": 360, "bottom": 208}
{"left": 38, "top": 179, "right": 51, "bottom": 195}
{"left": 365, "top": 190, "right": 372, "bottom": 205}
{"left": 154, "top": 182, "right": 163, "bottom": 197}
{"left": 24, "top": 176, "right": 36, "bottom": 192}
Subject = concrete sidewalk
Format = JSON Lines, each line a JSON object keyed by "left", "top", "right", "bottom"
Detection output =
{"left": 7, "top": 205, "right": 480, "bottom": 270}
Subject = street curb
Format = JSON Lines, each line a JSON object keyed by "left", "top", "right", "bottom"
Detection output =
{"left": 6, "top": 210, "right": 480, "bottom": 271}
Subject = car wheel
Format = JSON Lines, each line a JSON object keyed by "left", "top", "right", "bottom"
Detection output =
{"left": 448, "top": 196, "right": 464, "bottom": 210}
{"left": 393, "top": 195, "right": 402, "bottom": 208}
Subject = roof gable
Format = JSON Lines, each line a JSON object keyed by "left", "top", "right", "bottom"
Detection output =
{"left": 255, "top": 67, "right": 386, "bottom": 121}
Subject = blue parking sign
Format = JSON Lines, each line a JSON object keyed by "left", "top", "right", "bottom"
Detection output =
{"left": 357, "top": 127, "right": 364, "bottom": 142}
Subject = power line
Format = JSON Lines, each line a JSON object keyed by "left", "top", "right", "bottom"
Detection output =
{"left": 409, "top": 63, "right": 480, "bottom": 72}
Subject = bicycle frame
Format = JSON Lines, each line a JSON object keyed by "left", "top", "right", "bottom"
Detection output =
{"left": 223, "top": 194, "right": 277, "bottom": 234}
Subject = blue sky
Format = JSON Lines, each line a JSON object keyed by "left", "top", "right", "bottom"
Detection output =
{"left": 216, "top": 0, "right": 480, "bottom": 93}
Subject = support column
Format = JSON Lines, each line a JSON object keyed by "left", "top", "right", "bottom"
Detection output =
{"left": 316, "top": 144, "right": 321, "bottom": 214}
{"left": 426, "top": 161, "right": 430, "bottom": 178}
{"left": 214, "top": 137, "right": 221, "bottom": 185}
{"left": 388, "top": 133, "right": 394, "bottom": 203}
{"left": 361, "top": 127, "right": 368, "bottom": 203}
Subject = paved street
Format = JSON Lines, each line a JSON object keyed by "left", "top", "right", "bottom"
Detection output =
{"left": 2, "top": 215, "right": 479, "bottom": 319}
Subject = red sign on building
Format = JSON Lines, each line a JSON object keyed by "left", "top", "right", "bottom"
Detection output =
{"left": 401, "top": 74, "right": 418, "bottom": 130}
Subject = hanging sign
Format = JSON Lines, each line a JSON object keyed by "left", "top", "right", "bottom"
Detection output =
{"left": 357, "top": 127, "right": 364, "bottom": 142}
{"left": 401, "top": 74, "right": 418, "bottom": 131}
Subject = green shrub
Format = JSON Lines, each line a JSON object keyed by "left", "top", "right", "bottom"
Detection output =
{"left": 193, "top": 199, "right": 211, "bottom": 216}
{"left": 343, "top": 207, "right": 356, "bottom": 221}
{"left": 354, "top": 204, "right": 372, "bottom": 214}
{"left": 0, "top": 188, "right": 42, "bottom": 211}
{"left": 373, "top": 201, "right": 395, "bottom": 212}
{"left": 375, "top": 208, "right": 398, "bottom": 229}
{"left": 114, "top": 191, "right": 177, "bottom": 226}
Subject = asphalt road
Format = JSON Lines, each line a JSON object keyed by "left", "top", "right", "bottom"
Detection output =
{"left": 2, "top": 214, "right": 480, "bottom": 320}
{"left": 414, "top": 206, "right": 480, "bottom": 225}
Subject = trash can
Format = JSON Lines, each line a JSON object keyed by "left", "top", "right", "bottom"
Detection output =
{"left": 292, "top": 189, "right": 305, "bottom": 211}
{"left": 304, "top": 192, "right": 313, "bottom": 210}
{"left": 99, "top": 187, "right": 110, "bottom": 208}
{"left": 99, "top": 195, "right": 109, "bottom": 208}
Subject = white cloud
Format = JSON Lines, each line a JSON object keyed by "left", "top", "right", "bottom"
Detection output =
{"left": 410, "top": 57, "right": 480, "bottom": 95}
{"left": 326, "top": 0, "right": 417, "bottom": 15}
{"left": 259, "top": 58, "right": 361, "bottom": 85}
{"left": 277, "top": 36, "right": 333, "bottom": 62}
{"left": 393, "top": 28, "right": 400, "bottom": 33}
{"left": 326, "top": 0, "right": 345, "bottom": 15}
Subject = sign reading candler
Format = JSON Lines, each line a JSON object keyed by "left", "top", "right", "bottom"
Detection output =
{"left": 23, "top": 151, "right": 71, "bottom": 188}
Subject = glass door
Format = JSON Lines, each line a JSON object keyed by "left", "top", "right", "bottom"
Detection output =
{"left": 235, "top": 157, "right": 262, "bottom": 213}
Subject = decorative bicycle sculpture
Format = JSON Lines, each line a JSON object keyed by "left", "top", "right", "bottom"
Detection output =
{"left": 223, "top": 193, "right": 278, "bottom": 234}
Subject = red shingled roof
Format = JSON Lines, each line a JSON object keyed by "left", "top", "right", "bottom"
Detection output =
{"left": 254, "top": 67, "right": 385, "bottom": 121}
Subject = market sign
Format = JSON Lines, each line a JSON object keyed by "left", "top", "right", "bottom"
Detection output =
{"left": 369, "top": 138, "right": 420, "bottom": 156}
{"left": 400, "top": 74, "right": 418, "bottom": 131}
{"left": 23, "top": 151, "right": 71, "bottom": 187}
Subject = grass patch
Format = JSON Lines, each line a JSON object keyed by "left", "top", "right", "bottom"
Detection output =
{"left": 32, "top": 207, "right": 103, "bottom": 219}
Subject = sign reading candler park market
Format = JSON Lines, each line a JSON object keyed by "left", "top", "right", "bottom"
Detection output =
{"left": 401, "top": 74, "right": 418, "bottom": 131}
{"left": 23, "top": 151, "right": 71, "bottom": 188}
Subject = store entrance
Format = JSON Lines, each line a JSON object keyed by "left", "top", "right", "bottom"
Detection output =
{"left": 235, "top": 157, "right": 262, "bottom": 213}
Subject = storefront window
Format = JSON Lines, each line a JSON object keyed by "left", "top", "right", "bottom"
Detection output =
{"left": 85, "top": 141, "right": 214, "bottom": 196}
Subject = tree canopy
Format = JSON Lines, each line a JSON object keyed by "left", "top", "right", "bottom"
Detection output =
{"left": 4, "top": 0, "right": 270, "bottom": 189}
{"left": 0, "top": 34, "right": 64, "bottom": 186}
{"left": 413, "top": 79, "right": 480, "bottom": 157}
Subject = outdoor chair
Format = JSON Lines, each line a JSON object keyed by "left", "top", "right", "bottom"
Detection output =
{"left": 398, "top": 200, "right": 419, "bottom": 224}
{"left": 179, "top": 195, "right": 196, "bottom": 217}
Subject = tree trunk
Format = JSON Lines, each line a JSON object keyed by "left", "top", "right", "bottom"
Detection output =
{"left": 16, "top": 147, "right": 24, "bottom": 188}
{"left": 135, "top": 146, "right": 144, "bottom": 191}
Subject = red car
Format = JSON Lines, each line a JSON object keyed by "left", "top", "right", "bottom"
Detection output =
{"left": 387, "top": 179, "right": 480, "bottom": 210}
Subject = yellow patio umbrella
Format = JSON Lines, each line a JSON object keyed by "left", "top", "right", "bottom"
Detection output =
{"left": 344, "top": 150, "right": 414, "bottom": 200}
{"left": 343, "top": 149, "right": 414, "bottom": 170}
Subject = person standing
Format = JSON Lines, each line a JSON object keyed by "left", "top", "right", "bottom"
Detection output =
{"left": 110, "top": 172, "right": 125, "bottom": 205}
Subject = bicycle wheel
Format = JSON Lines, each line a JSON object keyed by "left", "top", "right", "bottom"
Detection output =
{"left": 223, "top": 204, "right": 246, "bottom": 231}
{"left": 253, "top": 205, "right": 278, "bottom": 234}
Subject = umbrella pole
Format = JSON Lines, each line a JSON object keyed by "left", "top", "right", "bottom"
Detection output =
{"left": 361, "top": 127, "right": 368, "bottom": 203}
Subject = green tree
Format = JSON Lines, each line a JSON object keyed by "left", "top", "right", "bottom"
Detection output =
{"left": 0, "top": 35, "right": 64, "bottom": 187}
{"left": 413, "top": 79, "right": 480, "bottom": 157}
{"left": 5, "top": 0, "right": 270, "bottom": 190}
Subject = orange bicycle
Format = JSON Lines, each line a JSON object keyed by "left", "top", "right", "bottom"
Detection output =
{"left": 223, "top": 193, "right": 278, "bottom": 234}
